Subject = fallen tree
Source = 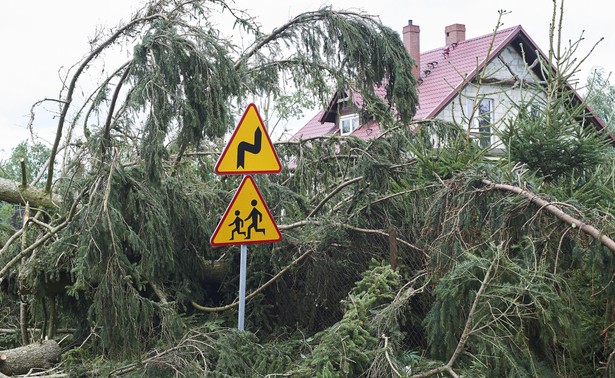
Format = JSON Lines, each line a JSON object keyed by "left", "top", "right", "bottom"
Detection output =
{"left": 0, "top": 340, "right": 61, "bottom": 376}
{"left": 0, "top": 178, "right": 60, "bottom": 209}
{"left": 0, "top": 0, "right": 612, "bottom": 376}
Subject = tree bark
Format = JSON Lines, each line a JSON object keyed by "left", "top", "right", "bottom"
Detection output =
{"left": 19, "top": 302, "right": 29, "bottom": 346}
{"left": 0, "top": 340, "right": 61, "bottom": 376}
{"left": 0, "top": 177, "right": 61, "bottom": 208}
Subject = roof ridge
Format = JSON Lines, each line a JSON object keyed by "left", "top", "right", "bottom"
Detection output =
{"left": 420, "top": 24, "right": 521, "bottom": 57}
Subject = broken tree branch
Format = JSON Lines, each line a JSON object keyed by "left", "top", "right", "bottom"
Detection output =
{"left": 44, "top": 11, "right": 167, "bottom": 194}
{"left": 20, "top": 159, "right": 27, "bottom": 188}
{"left": 481, "top": 179, "right": 615, "bottom": 254}
{"left": 192, "top": 247, "right": 314, "bottom": 312}
{"left": 307, "top": 176, "right": 364, "bottom": 218}
{"left": 0, "top": 193, "right": 82, "bottom": 279}
{"left": 0, "top": 178, "right": 61, "bottom": 208}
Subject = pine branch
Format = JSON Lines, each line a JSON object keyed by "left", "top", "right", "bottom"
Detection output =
{"left": 107, "top": 329, "right": 213, "bottom": 377}
{"left": 382, "top": 335, "right": 402, "bottom": 377}
{"left": 279, "top": 219, "right": 425, "bottom": 253}
{"left": 0, "top": 192, "right": 83, "bottom": 279}
{"left": 349, "top": 185, "right": 437, "bottom": 220}
{"left": 192, "top": 218, "right": 425, "bottom": 313}
{"left": 45, "top": 11, "right": 168, "bottom": 194}
{"left": 412, "top": 252, "right": 498, "bottom": 378}
{"left": 606, "top": 347, "right": 615, "bottom": 378}
{"left": 191, "top": 247, "right": 314, "bottom": 312}
{"left": 276, "top": 135, "right": 342, "bottom": 145}
{"left": 102, "top": 62, "right": 133, "bottom": 144}
{"left": 235, "top": 9, "right": 368, "bottom": 71}
{"left": 307, "top": 176, "right": 363, "bottom": 218}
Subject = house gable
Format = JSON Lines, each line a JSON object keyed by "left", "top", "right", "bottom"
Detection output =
{"left": 415, "top": 25, "right": 526, "bottom": 120}
{"left": 292, "top": 25, "right": 529, "bottom": 140}
{"left": 433, "top": 42, "right": 546, "bottom": 149}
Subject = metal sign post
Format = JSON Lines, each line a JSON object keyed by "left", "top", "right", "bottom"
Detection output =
{"left": 238, "top": 244, "right": 247, "bottom": 330}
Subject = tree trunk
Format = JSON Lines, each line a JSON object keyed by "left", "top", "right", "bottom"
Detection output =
{"left": 0, "top": 340, "right": 61, "bottom": 376}
{"left": 0, "top": 177, "right": 61, "bottom": 208}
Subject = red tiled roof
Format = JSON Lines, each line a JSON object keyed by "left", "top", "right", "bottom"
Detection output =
{"left": 349, "top": 119, "right": 382, "bottom": 139}
{"left": 353, "top": 84, "right": 388, "bottom": 110}
{"left": 292, "top": 110, "right": 338, "bottom": 139}
{"left": 415, "top": 25, "right": 522, "bottom": 119}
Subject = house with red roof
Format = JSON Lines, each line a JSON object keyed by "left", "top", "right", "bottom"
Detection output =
{"left": 291, "top": 21, "right": 610, "bottom": 149}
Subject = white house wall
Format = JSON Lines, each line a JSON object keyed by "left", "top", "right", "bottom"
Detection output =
{"left": 433, "top": 45, "right": 546, "bottom": 150}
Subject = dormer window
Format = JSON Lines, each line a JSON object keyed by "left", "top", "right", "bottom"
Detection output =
{"left": 340, "top": 113, "right": 359, "bottom": 135}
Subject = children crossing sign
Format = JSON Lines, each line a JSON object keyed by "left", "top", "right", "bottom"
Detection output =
{"left": 210, "top": 175, "right": 281, "bottom": 246}
{"left": 215, "top": 103, "right": 282, "bottom": 175}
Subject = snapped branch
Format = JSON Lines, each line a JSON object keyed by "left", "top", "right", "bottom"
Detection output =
{"left": 481, "top": 179, "right": 615, "bottom": 254}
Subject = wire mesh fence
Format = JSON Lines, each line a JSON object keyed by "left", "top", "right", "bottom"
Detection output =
{"left": 248, "top": 229, "right": 429, "bottom": 348}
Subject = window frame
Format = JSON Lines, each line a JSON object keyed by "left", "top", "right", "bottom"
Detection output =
{"left": 468, "top": 98, "right": 494, "bottom": 148}
{"left": 339, "top": 113, "right": 360, "bottom": 136}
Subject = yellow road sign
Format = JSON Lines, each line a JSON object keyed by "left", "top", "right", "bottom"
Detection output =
{"left": 210, "top": 176, "right": 281, "bottom": 246}
{"left": 215, "top": 104, "right": 282, "bottom": 175}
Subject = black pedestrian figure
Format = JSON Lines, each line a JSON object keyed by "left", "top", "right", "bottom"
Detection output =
{"left": 245, "top": 199, "right": 266, "bottom": 239}
{"left": 229, "top": 210, "right": 246, "bottom": 240}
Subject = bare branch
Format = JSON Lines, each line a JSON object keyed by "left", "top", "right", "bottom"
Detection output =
{"left": 308, "top": 176, "right": 363, "bottom": 218}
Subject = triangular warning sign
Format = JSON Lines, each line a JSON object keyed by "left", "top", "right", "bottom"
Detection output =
{"left": 215, "top": 104, "right": 282, "bottom": 175}
{"left": 210, "top": 176, "right": 282, "bottom": 246}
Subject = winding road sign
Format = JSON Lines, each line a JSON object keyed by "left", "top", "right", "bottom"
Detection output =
{"left": 210, "top": 176, "right": 281, "bottom": 246}
{"left": 215, "top": 104, "right": 282, "bottom": 175}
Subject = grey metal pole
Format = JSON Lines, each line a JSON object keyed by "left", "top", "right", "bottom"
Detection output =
{"left": 238, "top": 244, "right": 247, "bottom": 330}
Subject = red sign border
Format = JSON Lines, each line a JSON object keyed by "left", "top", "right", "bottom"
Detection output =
{"left": 210, "top": 175, "right": 282, "bottom": 247}
{"left": 214, "top": 103, "right": 282, "bottom": 175}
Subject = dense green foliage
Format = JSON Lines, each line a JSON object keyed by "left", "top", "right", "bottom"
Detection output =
{"left": 0, "top": 141, "right": 51, "bottom": 246}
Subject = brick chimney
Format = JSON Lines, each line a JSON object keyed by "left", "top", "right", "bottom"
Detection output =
{"left": 445, "top": 23, "right": 466, "bottom": 45}
{"left": 402, "top": 20, "right": 420, "bottom": 80}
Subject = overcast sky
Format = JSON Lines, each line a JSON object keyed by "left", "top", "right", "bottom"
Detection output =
{"left": 1, "top": 0, "right": 613, "bottom": 159}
